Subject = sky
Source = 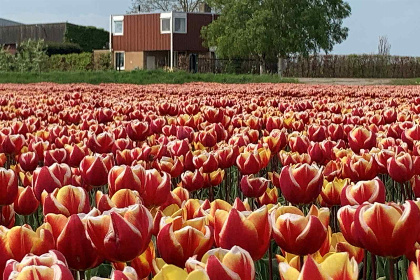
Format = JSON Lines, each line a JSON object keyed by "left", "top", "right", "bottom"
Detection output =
{"left": 1, "top": 0, "right": 419, "bottom": 56}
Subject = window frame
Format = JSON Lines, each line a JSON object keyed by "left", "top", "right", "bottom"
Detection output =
{"left": 160, "top": 17, "right": 171, "bottom": 34}
{"left": 174, "top": 17, "right": 187, "bottom": 33}
{"left": 173, "top": 12, "right": 187, "bottom": 34}
{"left": 112, "top": 16, "right": 124, "bottom": 36}
{"left": 160, "top": 12, "right": 188, "bottom": 34}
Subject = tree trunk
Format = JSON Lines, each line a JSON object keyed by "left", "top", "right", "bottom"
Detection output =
{"left": 259, "top": 59, "right": 266, "bottom": 75}
{"left": 278, "top": 56, "right": 285, "bottom": 77}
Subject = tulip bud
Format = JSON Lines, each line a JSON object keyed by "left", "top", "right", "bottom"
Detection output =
{"left": 271, "top": 205, "right": 328, "bottom": 255}
{"left": 181, "top": 168, "right": 205, "bottom": 192}
{"left": 13, "top": 186, "right": 40, "bottom": 216}
{"left": 126, "top": 120, "right": 150, "bottom": 141}
{"left": 80, "top": 155, "right": 114, "bottom": 188}
{"left": 85, "top": 205, "right": 153, "bottom": 262}
{"left": 3, "top": 250, "right": 73, "bottom": 280}
{"left": 44, "top": 148, "right": 68, "bottom": 166}
{"left": 319, "top": 178, "right": 349, "bottom": 207}
{"left": 108, "top": 165, "right": 146, "bottom": 197}
{"left": 18, "top": 152, "right": 39, "bottom": 172}
{"left": 157, "top": 216, "right": 213, "bottom": 267}
{"left": 258, "top": 186, "right": 278, "bottom": 206}
{"left": 201, "top": 246, "right": 255, "bottom": 280}
{"left": 348, "top": 126, "right": 376, "bottom": 153}
{"left": 43, "top": 185, "right": 90, "bottom": 217}
{"left": 341, "top": 154, "right": 378, "bottom": 182}
{"left": 236, "top": 151, "right": 261, "bottom": 175}
{"left": 32, "top": 163, "right": 72, "bottom": 201}
{"left": 65, "top": 144, "right": 90, "bottom": 168}
{"left": 355, "top": 201, "right": 420, "bottom": 257}
{"left": 387, "top": 152, "right": 414, "bottom": 183}
{"left": 279, "top": 163, "right": 323, "bottom": 205}
{"left": 340, "top": 178, "right": 386, "bottom": 206}
{"left": 142, "top": 169, "right": 171, "bottom": 207}
{"left": 240, "top": 175, "right": 269, "bottom": 198}
{"left": 278, "top": 253, "right": 358, "bottom": 280}
{"left": 0, "top": 168, "right": 18, "bottom": 206}
{"left": 214, "top": 206, "right": 271, "bottom": 260}
{"left": 88, "top": 132, "right": 115, "bottom": 154}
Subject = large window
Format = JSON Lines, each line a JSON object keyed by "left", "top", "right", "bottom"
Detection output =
{"left": 161, "top": 18, "right": 171, "bottom": 33}
{"left": 113, "top": 16, "right": 124, "bottom": 35}
{"left": 174, "top": 17, "right": 186, "bottom": 33}
{"left": 115, "top": 52, "right": 125, "bottom": 70}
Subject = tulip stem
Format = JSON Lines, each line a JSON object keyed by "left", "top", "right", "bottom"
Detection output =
{"left": 300, "top": 255, "right": 304, "bottom": 271}
{"left": 400, "top": 183, "right": 405, "bottom": 202}
{"left": 371, "top": 254, "right": 377, "bottom": 280}
{"left": 389, "top": 258, "right": 395, "bottom": 280}
{"left": 268, "top": 242, "right": 273, "bottom": 280}
{"left": 363, "top": 250, "right": 367, "bottom": 280}
{"left": 209, "top": 186, "right": 214, "bottom": 201}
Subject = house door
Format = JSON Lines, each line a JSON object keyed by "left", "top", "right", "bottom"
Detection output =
{"left": 147, "top": 56, "right": 156, "bottom": 70}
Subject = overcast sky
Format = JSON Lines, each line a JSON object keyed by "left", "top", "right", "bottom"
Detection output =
{"left": 1, "top": 0, "right": 419, "bottom": 56}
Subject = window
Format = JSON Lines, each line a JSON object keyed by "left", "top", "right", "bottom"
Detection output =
{"left": 174, "top": 17, "right": 186, "bottom": 33}
{"left": 115, "top": 52, "right": 125, "bottom": 70}
{"left": 113, "top": 16, "right": 124, "bottom": 35}
{"left": 160, "top": 12, "right": 187, "bottom": 34}
{"left": 161, "top": 18, "right": 171, "bottom": 33}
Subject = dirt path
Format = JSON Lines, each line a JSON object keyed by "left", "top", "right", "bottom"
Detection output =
{"left": 299, "top": 78, "right": 392, "bottom": 85}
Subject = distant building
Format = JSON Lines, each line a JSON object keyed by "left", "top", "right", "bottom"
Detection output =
{"left": 0, "top": 18, "right": 22, "bottom": 27}
{"left": 110, "top": 8, "right": 217, "bottom": 71}
{"left": 0, "top": 21, "right": 109, "bottom": 54}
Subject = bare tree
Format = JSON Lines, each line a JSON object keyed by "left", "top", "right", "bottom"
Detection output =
{"left": 129, "top": 0, "right": 203, "bottom": 13}
{"left": 378, "top": 35, "right": 391, "bottom": 55}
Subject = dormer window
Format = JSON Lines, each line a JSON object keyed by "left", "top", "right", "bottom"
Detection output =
{"left": 174, "top": 17, "right": 186, "bottom": 33}
{"left": 112, "top": 16, "right": 124, "bottom": 35}
{"left": 161, "top": 18, "right": 171, "bottom": 33}
{"left": 160, "top": 12, "right": 187, "bottom": 34}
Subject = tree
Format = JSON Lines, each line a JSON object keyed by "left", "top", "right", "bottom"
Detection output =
{"left": 128, "top": 0, "right": 203, "bottom": 12}
{"left": 202, "top": 0, "right": 351, "bottom": 74}
{"left": 378, "top": 35, "right": 391, "bottom": 56}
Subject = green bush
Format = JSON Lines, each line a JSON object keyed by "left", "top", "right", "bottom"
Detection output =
{"left": 0, "top": 46, "right": 15, "bottom": 71}
{"left": 14, "top": 39, "right": 48, "bottom": 72}
{"left": 48, "top": 53, "right": 93, "bottom": 71}
{"left": 45, "top": 42, "right": 83, "bottom": 56}
{"left": 95, "top": 53, "right": 112, "bottom": 70}
{"left": 65, "top": 24, "right": 109, "bottom": 52}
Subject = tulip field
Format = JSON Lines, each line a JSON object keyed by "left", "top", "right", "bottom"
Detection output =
{"left": 1, "top": 82, "right": 420, "bottom": 280}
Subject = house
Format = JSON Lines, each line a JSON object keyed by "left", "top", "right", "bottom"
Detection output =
{"left": 0, "top": 22, "right": 109, "bottom": 54}
{"left": 110, "top": 7, "right": 217, "bottom": 71}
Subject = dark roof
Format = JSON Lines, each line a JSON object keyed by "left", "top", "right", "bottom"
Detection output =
{"left": 0, "top": 18, "right": 22, "bottom": 27}
{"left": 0, "top": 22, "right": 67, "bottom": 45}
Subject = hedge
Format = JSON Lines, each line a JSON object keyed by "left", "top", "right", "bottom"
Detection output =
{"left": 45, "top": 42, "right": 83, "bottom": 56}
{"left": 48, "top": 53, "right": 94, "bottom": 71}
{"left": 64, "top": 24, "right": 109, "bottom": 52}
{"left": 282, "top": 55, "right": 420, "bottom": 78}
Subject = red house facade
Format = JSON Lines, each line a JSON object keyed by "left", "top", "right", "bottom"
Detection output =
{"left": 110, "top": 12, "right": 216, "bottom": 71}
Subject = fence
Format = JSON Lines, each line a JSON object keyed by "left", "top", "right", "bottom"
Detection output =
{"left": 179, "top": 54, "right": 420, "bottom": 78}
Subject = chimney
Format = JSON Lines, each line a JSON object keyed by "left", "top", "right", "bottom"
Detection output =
{"left": 199, "top": 2, "right": 211, "bottom": 13}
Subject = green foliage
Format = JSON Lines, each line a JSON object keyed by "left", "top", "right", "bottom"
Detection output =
{"left": 64, "top": 24, "right": 109, "bottom": 52}
{"left": 95, "top": 53, "right": 112, "bottom": 71}
{"left": 45, "top": 42, "right": 83, "bottom": 56}
{"left": 48, "top": 53, "right": 94, "bottom": 71}
{"left": 202, "top": 0, "right": 351, "bottom": 62}
{"left": 14, "top": 39, "right": 48, "bottom": 72}
{"left": 0, "top": 70, "right": 298, "bottom": 84}
{"left": 0, "top": 46, "right": 15, "bottom": 71}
